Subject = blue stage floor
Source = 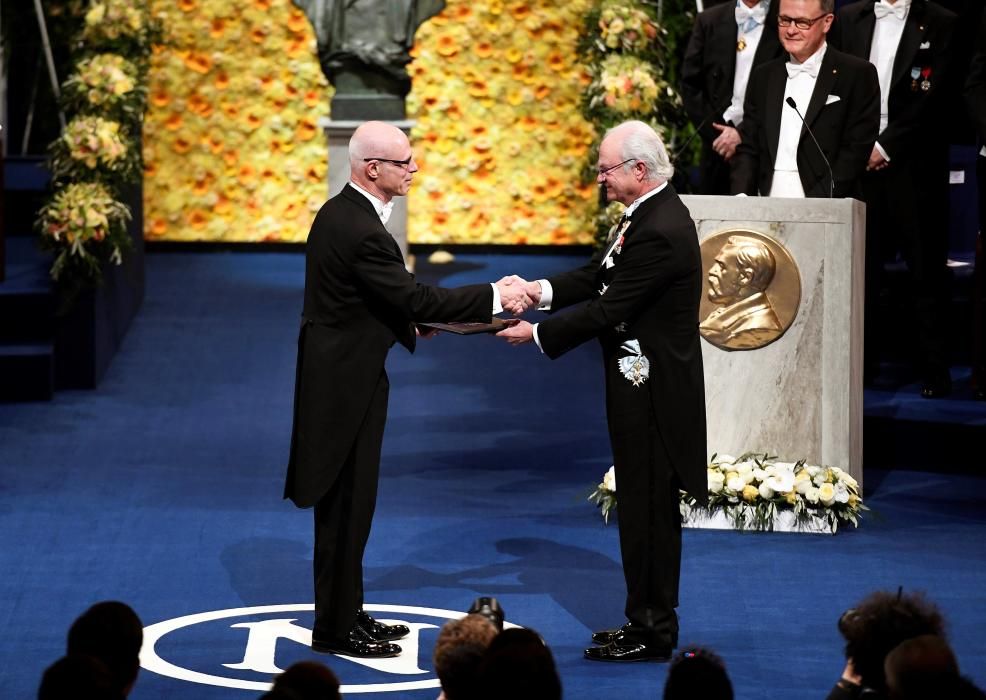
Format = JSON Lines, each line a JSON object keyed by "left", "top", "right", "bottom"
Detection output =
{"left": 1, "top": 250, "right": 984, "bottom": 699}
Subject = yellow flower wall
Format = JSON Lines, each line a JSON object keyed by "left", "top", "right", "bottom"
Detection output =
{"left": 145, "top": 0, "right": 596, "bottom": 244}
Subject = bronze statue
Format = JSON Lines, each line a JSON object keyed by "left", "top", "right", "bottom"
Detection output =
{"left": 293, "top": 0, "right": 445, "bottom": 117}
{"left": 699, "top": 235, "right": 784, "bottom": 350}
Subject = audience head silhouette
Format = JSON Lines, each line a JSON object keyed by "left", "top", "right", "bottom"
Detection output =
{"left": 261, "top": 661, "right": 340, "bottom": 700}
{"left": 66, "top": 601, "right": 143, "bottom": 697}
{"left": 434, "top": 613, "right": 498, "bottom": 700}
{"left": 663, "top": 646, "right": 734, "bottom": 700}
{"left": 477, "top": 627, "right": 561, "bottom": 700}
{"left": 838, "top": 589, "right": 946, "bottom": 694}
{"left": 38, "top": 654, "right": 122, "bottom": 700}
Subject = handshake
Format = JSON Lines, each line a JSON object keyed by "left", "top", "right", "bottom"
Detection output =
{"left": 494, "top": 275, "right": 541, "bottom": 316}
{"left": 492, "top": 275, "right": 542, "bottom": 346}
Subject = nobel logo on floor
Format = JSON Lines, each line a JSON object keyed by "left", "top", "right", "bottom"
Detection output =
{"left": 139, "top": 603, "right": 516, "bottom": 694}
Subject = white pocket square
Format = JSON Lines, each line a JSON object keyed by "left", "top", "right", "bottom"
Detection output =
{"left": 920, "top": 41, "right": 931, "bottom": 49}
{"left": 825, "top": 94, "right": 841, "bottom": 105}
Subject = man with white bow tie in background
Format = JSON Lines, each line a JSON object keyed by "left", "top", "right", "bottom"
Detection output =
{"left": 681, "top": 0, "right": 784, "bottom": 193}
{"left": 284, "top": 121, "right": 532, "bottom": 659}
{"left": 831, "top": 0, "right": 957, "bottom": 397}
{"left": 730, "top": 0, "right": 880, "bottom": 198}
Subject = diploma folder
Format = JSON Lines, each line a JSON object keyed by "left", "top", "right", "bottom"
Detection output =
{"left": 418, "top": 318, "right": 514, "bottom": 335}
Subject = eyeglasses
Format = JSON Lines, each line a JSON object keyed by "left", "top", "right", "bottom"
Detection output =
{"left": 363, "top": 156, "right": 413, "bottom": 170}
{"left": 777, "top": 13, "right": 830, "bottom": 29}
{"left": 596, "top": 158, "right": 636, "bottom": 178}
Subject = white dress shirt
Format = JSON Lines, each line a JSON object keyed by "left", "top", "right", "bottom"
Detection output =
{"left": 723, "top": 1, "right": 769, "bottom": 126}
{"left": 869, "top": 0, "right": 910, "bottom": 160}
{"left": 771, "top": 43, "right": 828, "bottom": 197}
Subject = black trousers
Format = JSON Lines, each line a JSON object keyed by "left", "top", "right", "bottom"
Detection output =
{"left": 861, "top": 154, "right": 950, "bottom": 373}
{"left": 604, "top": 349, "right": 682, "bottom": 646}
{"left": 312, "top": 370, "right": 389, "bottom": 641}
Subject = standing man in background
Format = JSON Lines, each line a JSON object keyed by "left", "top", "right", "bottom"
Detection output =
{"left": 965, "top": 7, "right": 986, "bottom": 400}
{"left": 681, "top": 0, "right": 784, "bottom": 193}
{"left": 285, "top": 121, "right": 530, "bottom": 659}
{"left": 730, "top": 0, "right": 880, "bottom": 198}
{"left": 497, "top": 121, "right": 708, "bottom": 663}
{"left": 831, "top": 0, "right": 957, "bottom": 397}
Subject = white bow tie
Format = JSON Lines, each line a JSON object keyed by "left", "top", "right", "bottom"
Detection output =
{"left": 873, "top": 0, "right": 908, "bottom": 20}
{"left": 735, "top": 1, "right": 768, "bottom": 32}
{"left": 786, "top": 60, "right": 819, "bottom": 79}
{"left": 380, "top": 201, "right": 394, "bottom": 224}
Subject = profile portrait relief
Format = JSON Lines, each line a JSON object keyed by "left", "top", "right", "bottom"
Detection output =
{"left": 699, "top": 233, "right": 798, "bottom": 351}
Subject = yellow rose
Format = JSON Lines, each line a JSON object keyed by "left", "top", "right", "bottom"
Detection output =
{"left": 742, "top": 485, "right": 759, "bottom": 502}
{"left": 818, "top": 483, "right": 836, "bottom": 506}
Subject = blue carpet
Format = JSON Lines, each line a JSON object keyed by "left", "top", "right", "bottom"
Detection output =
{"left": 1, "top": 250, "right": 984, "bottom": 699}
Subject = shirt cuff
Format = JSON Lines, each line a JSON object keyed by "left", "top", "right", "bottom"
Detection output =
{"left": 536, "top": 279, "right": 553, "bottom": 310}
{"left": 874, "top": 141, "right": 890, "bottom": 163}
{"left": 532, "top": 322, "right": 545, "bottom": 354}
{"left": 490, "top": 283, "right": 503, "bottom": 315}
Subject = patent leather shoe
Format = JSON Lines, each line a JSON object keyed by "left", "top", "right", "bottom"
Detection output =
{"left": 356, "top": 610, "right": 410, "bottom": 642}
{"left": 311, "top": 625, "right": 401, "bottom": 657}
{"left": 591, "top": 623, "right": 630, "bottom": 645}
{"left": 592, "top": 623, "right": 677, "bottom": 648}
{"left": 584, "top": 640, "right": 672, "bottom": 663}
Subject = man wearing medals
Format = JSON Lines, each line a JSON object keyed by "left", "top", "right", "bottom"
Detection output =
{"left": 831, "top": 0, "right": 958, "bottom": 397}
{"left": 682, "top": 0, "right": 784, "bottom": 194}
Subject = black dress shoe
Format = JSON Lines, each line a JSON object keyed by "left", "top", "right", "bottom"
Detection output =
{"left": 356, "top": 610, "right": 410, "bottom": 642}
{"left": 312, "top": 625, "right": 401, "bottom": 657}
{"left": 591, "top": 623, "right": 630, "bottom": 645}
{"left": 592, "top": 623, "right": 678, "bottom": 648}
{"left": 584, "top": 640, "right": 672, "bottom": 663}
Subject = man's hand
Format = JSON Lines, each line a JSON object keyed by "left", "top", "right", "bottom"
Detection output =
{"left": 496, "top": 275, "right": 536, "bottom": 316}
{"left": 496, "top": 319, "right": 534, "bottom": 345}
{"left": 712, "top": 123, "right": 741, "bottom": 161}
{"left": 866, "top": 146, "right": 889, "bottom": 171}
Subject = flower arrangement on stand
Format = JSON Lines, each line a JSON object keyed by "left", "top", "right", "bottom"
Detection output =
{"left": 589, "top": 453, "right": 868, "bottom": 533}
{"left": 35, "top": 0, "right": 159, "bottom": 292}
{"left": 579, "top": 0, "right": 684, "bottom": 244}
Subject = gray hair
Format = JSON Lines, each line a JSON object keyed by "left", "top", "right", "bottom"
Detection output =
{"left": 819, "top": 0, "right": 835, "bottom": 13}
{"left": 606, "top": 120, "right": 674, "bottom": 181}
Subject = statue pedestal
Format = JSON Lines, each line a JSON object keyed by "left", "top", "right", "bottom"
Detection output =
{"left": 320, "top": 118, "right": 413, "bottom": 266}
{"left": 682, "top": 195, "right": 866, "bottom": 489}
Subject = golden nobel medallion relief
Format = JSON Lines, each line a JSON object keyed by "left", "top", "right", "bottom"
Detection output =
{"left": 698, "top": 229, "right": 801, "bottom": 351}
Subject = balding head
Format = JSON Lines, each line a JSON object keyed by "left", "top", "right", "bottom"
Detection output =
{"left": 349, "top": 121, "right": 418, "bottom": 201}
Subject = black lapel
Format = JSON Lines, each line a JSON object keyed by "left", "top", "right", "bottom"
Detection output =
{"left": 804, "top": 47, "right": 839, "bottom": 128}
{"left": 340, "top": 183, "right": 381, "bottom": 221}
{"left": 850, "top": 1, "right": 878, "bottom": 57}
{"left": 765, "top": 60, "right": 787, "bottom": 164}
{"left": 890, "top": 1, "right": 927, "bottom": 88}
{"left": 715, "top": 5, "right": 740, "bottom": 87}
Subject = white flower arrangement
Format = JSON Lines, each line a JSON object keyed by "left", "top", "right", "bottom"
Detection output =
{"left": 590, "top": 453, "right": 867, "bottom": 533}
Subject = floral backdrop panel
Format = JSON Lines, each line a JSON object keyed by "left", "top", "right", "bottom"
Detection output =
{"left": 144, "top": 0, "right": 597, "bottom": 244}
{"left": 145, "top": 0, "right": 331, "bottom": 243}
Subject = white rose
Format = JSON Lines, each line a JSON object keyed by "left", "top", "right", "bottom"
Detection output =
{"left": 743, "top": 471, "right": 756, "bottom": 485}
{"left": 812, "top": 473, "right": 828, "bottom": 487}
{"left": 758, "top": 483, "right": 774, "bottom": 500}
{"left": 726, "top": 475, "right": 746, "bottom": 492}
{"left": 735, "top": 461, "right": 754, "bottom": 475}
{"left": 753, "top": 468, "right": 768, "bottom": 482}
{"left": 805, "top": 486, "right": 820, "bottom": 504}
{"left": 707, "top": 469, "right": 725, "bottom": 493}
{"left": 806, "top": 466, "right": 822, "bottom": 478}
{"left": 795, "top": 477, "right": 812, "bottom": 495}
{"left": 715, "top": 454, "right": 736, "bottom": 466}
{"left": 833, "top": 481, "right": 850, "bottom": 504}
{"left": 766, "top": 471, "right": 795, "bottom": 494}
{"left": 603, "top": 466, "right": 616, "bottom": 493}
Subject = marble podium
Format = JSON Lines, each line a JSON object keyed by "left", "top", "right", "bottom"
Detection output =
{"left": 681, "top": 195, "right": 866, "bottom": 488}
{"left": 320, "top": 118, "right": 413, "bottom": 265}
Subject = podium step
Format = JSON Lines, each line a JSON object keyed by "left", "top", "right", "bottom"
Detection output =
{"left": 0, "top": 342, "right": 54, "bottom": 401}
